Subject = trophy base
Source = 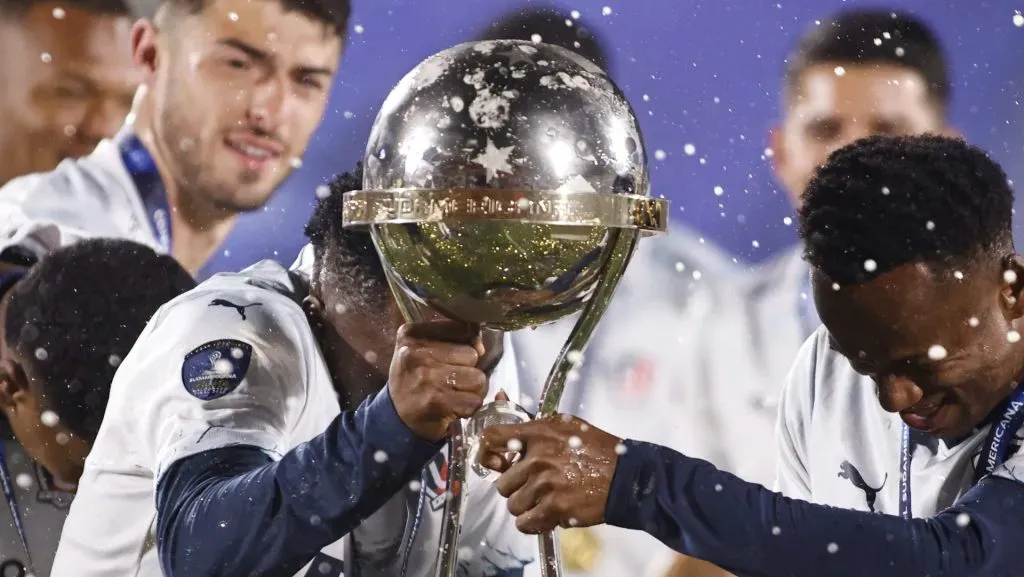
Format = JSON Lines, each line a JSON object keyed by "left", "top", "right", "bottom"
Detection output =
{"left": 464, "top": 399, "right": 533, "bottom": 482}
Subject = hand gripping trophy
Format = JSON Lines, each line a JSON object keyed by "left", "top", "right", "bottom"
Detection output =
{"left": 342, "top": 40, "right": 668, "bottom": 577}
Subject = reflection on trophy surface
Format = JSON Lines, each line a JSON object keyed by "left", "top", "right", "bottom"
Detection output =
{"left": 342, "top": 39, "right": 667, "bottom": 577}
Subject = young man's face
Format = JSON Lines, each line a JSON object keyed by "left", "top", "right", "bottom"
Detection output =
{"left": 132, "top": 0, "right": 341, "bottom": 212}
{"left": 0, "top": 2, "right": 139, "bottom": 186}
{"left": 0, "top": 293, "right": 90, "bottom": 485}
{"left": 772, "top": 63, "right": 949, "bottom": 206}
{"left": 814, "top": 257, "right": 1024, "bottom": 439}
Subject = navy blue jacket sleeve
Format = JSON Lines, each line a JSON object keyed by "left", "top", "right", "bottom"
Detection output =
{"left": 606, "top": 440, "right": 1024, "bottom": 577}
{"left": 155, "top": 387, "right": 445, "bottom": 577}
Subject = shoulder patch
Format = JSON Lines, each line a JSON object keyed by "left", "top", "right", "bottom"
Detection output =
{"left": 181, "top": 339, "right": 253, "bottom": 400}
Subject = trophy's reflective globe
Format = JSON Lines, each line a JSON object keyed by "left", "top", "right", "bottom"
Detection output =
{"left": 342, "top": 39, "right": 668, "bottom": 577}
{"left": 344, "top": 39, "right": 662, "bottom": 330}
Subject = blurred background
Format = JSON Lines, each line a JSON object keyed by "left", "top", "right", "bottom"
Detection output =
{"left": 202, "top": 0, "right": 1024, "bottom": 273}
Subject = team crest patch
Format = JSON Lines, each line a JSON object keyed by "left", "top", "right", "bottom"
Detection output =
{"left": 181, "top": 339, "right": 253, "bottom": 400}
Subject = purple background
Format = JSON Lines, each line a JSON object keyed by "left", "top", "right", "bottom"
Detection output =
{"left": 204, "top": 0, "right": 1024, "bottom": 274}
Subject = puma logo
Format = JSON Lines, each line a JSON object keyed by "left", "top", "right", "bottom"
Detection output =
{"left": 208, "top": 299, "right": 263, "bottom": 320}
{"left": 838, "top": 460, "right": 887, "bottom": 513}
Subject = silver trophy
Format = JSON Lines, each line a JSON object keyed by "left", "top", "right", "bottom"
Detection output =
{"left": 342, "top": 39, "right": 667, "bottom": 577}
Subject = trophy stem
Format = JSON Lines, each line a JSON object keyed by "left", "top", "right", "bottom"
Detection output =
{"left": 534, "top": 228, "right": 639, "bottom": 577}
{"left": 380, "top": 264, "right": 470, "bottom": 577}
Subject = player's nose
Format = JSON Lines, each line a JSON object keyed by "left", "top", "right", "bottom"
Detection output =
{"left": 874, "top": 374, "right": 924, "bottom": 413}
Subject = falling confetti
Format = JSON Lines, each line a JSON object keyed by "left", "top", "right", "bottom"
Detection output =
{"left": 310, "top": 514, "right": 322, "bottom": 526}
{"left": 228, "top": 11, "right": 238, "bottom": 21}
{"left": 926, "top": 221, "right": 935, "bottom": 231}
{"left": 827, "top": 543, "right": 839, "bottom": 554}
{"left": 570, "top": 9, "right": 581, "bottom": 19}
{"left": 507, "top": 438, "right": 523, "bottom": 452}
{"left": 1005, "top": 270, "right": 1018, "bottom": 284}
{"left": 833, "top": 66, "right": 846, "bottom": 76}
{"left": 783, "top": 216, "right": 793, "bottom": 226}
{"left": 927, "top": 345, "right": 948, "bottom": 360}
{"left": 531, "top": 33, "right": 542, "bottom": 43}
{"left": 601, "top": 6, "right": 612, "bottom": 15}
{"left": 568, "top": 435, "right": 582, "bottom": 449}
{"left": 354, "top": 24, "right": 364, "bottom": 34}
{"left": 40, "top": 52, "right": 52, "bottom": 64}
{"left": 289, "top": 157, "right": 303, "bottom": 169}
{"left": 771, "top": 526, "right": 781, "bottom": 535}
{"left": 831, "top": 283, "right": 841, "bottom": 291}
{"left": 654, "top": 149, "right": 666, "bottom": 160}
{"left": 409, "top": 479, "right": 422, "bottom": 492}
{"left": 35, "top": 348, "right": 48, "bottom": 361}
{"left": 864, "top": 259, "right": 877, "bottom": 272}
{"left": 683, "top": 143, "right": 696, "bottom": 156}
{"left": 373, "top": 450, "right": 388, "bottom": 463}
{"left": 614, "top": 443, "right": 628, "bottom": 455}
{"left": 40, "top": 411, "right": 59, "bottom": 428}
{"left": 52, "top": 7, "right": 64, "bottom": 18}
{"left": 1008, "top": 330, "right": 1021, "bottom": 344}
{"left": 969, "top": 317, "right": 980, "bottom": 327}
{"left": 1015, "top": 12, "right": 1024, "bottom": 27}
{"left": 956, "top": 512, "right": 971, "bottom": 527}
{"left": 15, "top": 474, "right": 32, "bottom": 490}
{"left": 55, "top": 432, "right": 70, "bottom": 446}
{"left": 714, "top": 484, "right": 723, "bottom": 492}
{"left": 315, "top": 185, "right": 331, "bottom": 200}
{"left": 364, "top": 351, "right": 379, "bottom": 364}
{"left": 674, "top": 262, "right": 685, "bottom": 272}
{"left": 954, "top": 271, "right": 965, "bottom": 280}
{"left": 713, "top": 185, "right": 724, "bottom": 196}
{"left": 566, "top": 350, "right": 585, "bottom": 365}
{"left": 881, "top": 186, "right": 891, "bottom": 195}
{"left": 894, "top": 47, "right": 905, "bottom": 57}
{"left": 108, "top": 354, "right": 121, "bottom": 368}
{"left": 692, "top": 270, "right": 703, "bottom": 281}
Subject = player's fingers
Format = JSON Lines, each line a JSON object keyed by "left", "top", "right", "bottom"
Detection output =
{"left": 506, "top": 473, "right": 555, "bottom": 517}
{"left": 445, "top": 390, "right": 487, "bottom": 419}
{"left": 477, "top": 450, "right": 513, "bottom": 473}
{"left": 415, "top": 341, "right": 480, "bottom": 367}
{"left": 397, "top": 320, "right": 481, "bottom": 345}
{"left": 432, "top": 365, "right": 486, "bottom": 396}
{"left": 515, "top": 495, "right": 562, "bottom": 534}
{"left": 493, "top": 457, "right": 532, "bottom": 498}
{"left": 480, "top": 422, "right": 531, "bottom": 454}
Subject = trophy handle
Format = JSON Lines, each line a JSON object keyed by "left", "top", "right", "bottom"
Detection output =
{"left": 535, "top": 227, "right": 640, "bottom": 577}
{"left": 377, "top": 249, "right": 470, "bottom": 577}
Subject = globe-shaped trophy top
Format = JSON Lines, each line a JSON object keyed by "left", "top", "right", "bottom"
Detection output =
{"left": 344, "top": 40, "right": 666, "bottom": 330}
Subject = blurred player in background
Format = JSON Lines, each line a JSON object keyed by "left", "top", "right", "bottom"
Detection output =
{"left": 0, "top": 0, "right": 350, "bottom": 277}
{"left": 648, "top": 10, "right": 953, "bottom": 576}
{"left": 54, "top": 167, "right": 533, "bottom": 576}
{"left": 0, "top": 0, "right": 140, "bottom": 188}
{"left": 481, "top": 134, "right": 1024, "bottom": 577}
{"left": 0, "top": 0, "right": 139, "bottom": 571}
{"left": 0, "top": 240, "right": 194, "bottom": 574}
{"left": 0, "top": 0, "right": 349, "bottom": 572}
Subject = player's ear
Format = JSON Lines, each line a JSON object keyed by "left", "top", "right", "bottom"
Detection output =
{"left": 301, "top": 294, "right": 325, "bottom": 324}
{"left": 0, "top": 360, "right": 28, "bottom": 411}
{"left": 1002, "top": 254, "right": 1024, "bottom": 320}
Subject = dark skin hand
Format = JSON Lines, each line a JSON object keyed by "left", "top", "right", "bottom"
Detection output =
{"left": 478, "top": 413, "right": 623, "bottom": 534}
{"left": 388, "top": 320, "right": 488, "bottom": 442}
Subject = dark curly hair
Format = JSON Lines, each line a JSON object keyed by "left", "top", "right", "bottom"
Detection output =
{"left": 4, "top": 239, "right": 195, "bottom": 441}
{"left": 304, "top": 163, "right": 389, "bottom": 310}
{"left": 799, "top": 134, "right": 1014, "bottom": 285}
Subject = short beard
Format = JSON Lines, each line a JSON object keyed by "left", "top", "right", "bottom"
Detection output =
{"left": 157, "top": 92, "right": 269, "bottom": 214}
